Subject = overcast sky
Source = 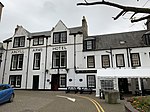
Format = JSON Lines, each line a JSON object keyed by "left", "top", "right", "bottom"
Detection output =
{"left": 0, "top": 0, "right": 150, "bottom": 42}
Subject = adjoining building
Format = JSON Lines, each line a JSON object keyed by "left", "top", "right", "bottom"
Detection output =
{"left": 1, "top": 17, "right": 150, "bottom": 96}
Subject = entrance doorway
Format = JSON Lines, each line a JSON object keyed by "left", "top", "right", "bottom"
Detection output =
{"left": 51, "top": 74, "right": 59, "bottom": 91}
{"left": 118, "top": 78, "right": 129, "bottom": 93}
{"left": 32, "top": 75, "right": 39, "bottom": 90}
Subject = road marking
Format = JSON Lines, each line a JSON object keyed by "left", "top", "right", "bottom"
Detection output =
{"left": 75, "top": 95, "right": 105, "bottom": 112}
{"left": 56, "top": 95, "right": 76, "bottom": 102}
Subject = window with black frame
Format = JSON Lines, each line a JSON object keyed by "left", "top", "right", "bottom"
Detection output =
{"left": 130, "top": 53, "right": 141, "bottom": 67}
{"left": 33, "top": 53, "right": 41, "bottom": 70}
{"left": 59, "top": 74, "right": 66, "bottom": 88}
{"left": 101, "top": 55, "right": 110, "bottom": 68}
{"left": 52, "top": 51, "right": 67, "bottom": 68}
{"left": 53, "top": 31, "right": 67, "bottom": 44}
{"left": 33, "top": 37, "right": 44, "bottom": 45}
{"left": 9, "top": 75, "right": 22, "bottom": 88}
{"left": 101, "top": 80, "right": 114, "bottom": 90}
{"left": 10, "top": 54, "right": 24, "bottom": 70}
{"left": 87, "top": 56, "right": 95, "bottom": 68}
{"left": 116, "top": 54, "right": 125, "bottom": 67}
{"left": 87, "top": 75, "right": 96, "bottom": 88}
{"left": 13, "top": 36, "right": 25, "bottom": 47}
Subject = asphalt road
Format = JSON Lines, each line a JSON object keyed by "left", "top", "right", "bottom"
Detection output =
{"left": 0, "top": 90, "right": 125, "bottom": 112}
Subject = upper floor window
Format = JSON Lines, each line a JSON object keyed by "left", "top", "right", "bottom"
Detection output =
{"left": 142, "top": 34, "right": 150, "bottom": 45}
{"left": 130, "top": 53, "right": 141, "bottom": 67}
{"left": 87, "top": 56, "right": 95, "bottom": 68}
{"left": 53, "top": 31, "right": 67, "bottom": 44}
{"left": 84, "top": 40, "right": 95, "bottom": 51}
{"left": 33, "top": 53, "right": 41, "bottom": 70}
{"left": 33, "top": 37, "right": 44, "bottom": 46}
{"left": 102, "top": 55, "right": 110, "bottom": 68}
{"left": 116, "top": 54, "right": 125, "bottom": 67}
{"left": 10, "top": 54, "right": 24, "bottom": 70}
{"left": 13, "top": 36, "right": 25, "bottom": 48}
{"left": 52, "top": 51, "right": 67, "bottom": 68}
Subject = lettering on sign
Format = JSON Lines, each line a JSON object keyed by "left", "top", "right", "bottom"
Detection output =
{"left": 33, "top": 48, "right": 42, "bottom": 52}
{"left": 12, "top": 50, "right": 24, "bottom": 54}
{"left": 52, "top": 46, "right": 67, "bottom": 51}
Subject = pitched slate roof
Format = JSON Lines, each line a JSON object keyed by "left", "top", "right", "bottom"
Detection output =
{"left": 87, "top": 30, "right": 148, "bottom": 50}
{"left": 69, "top": 26, "right": 82, "bottom": 34}
{"left": 31, "top": 31, "right": 51, "bottom": 37}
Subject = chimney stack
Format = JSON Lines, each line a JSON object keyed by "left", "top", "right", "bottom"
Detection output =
{"left": 82, "top": 16, "right": 88, "bottom": 39}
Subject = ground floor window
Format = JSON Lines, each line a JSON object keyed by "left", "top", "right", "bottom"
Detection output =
{"left": 9, "top": 75, "right": 22, "bottom": 88}
{"left": 59, "top": 74, "right": 66, "bottom": 88}
{"left": 87, "top": 75, "right": 96, "bottom": 88}
{"left": 101, "top": 80, "right": 114, "bottom": 90}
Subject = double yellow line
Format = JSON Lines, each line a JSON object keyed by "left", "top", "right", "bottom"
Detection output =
{"left": 76, "top": 95, "right": 105, "bottom": 112}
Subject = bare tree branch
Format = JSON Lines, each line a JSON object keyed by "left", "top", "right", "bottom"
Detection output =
{"left": 77, "top": 0, "right": 150, "bottom": 22}
{"left": 131, "top": 15, "right": 150, "bottom": 22}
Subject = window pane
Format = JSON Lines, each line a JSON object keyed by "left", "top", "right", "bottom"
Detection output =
{"left": 20, "top": 37, "right": 25, "bottom": 47}
{"left": 87, "top": 75, "right": 95, "bottom": 88}
{"left": 33, "top": 38, "right": 38, "bottom": 45}
{"left": 102, "top": 55, "right": 110, "bottom": 68}
{"left": 116, "top": 54, "right": 124, "bottom": 67}
{"left": 87, "top": 56, "right": 95, "bottom": 68}
{"left": 39, "top": 37, "right": 44, "bottom": 45}
{"left": 9, "top": 75, "right": 22, "bottom": 88}
{"left": 53, "top": 52, "right": 59, "bottom": 68}
{"left": 34, "top": 53, "right": 41, "bottom": 69}
{"left": 60, "top": 32, "right": 67, "bottom": 43}
{"left": 101, "top": 80, "right": 114, "bottom": 90}
{"left": 14, "top": 38, "right": 19, "bottom": 47}
{"left": 59, "top": 75, "right": 66, "bottom": 87}
{"left": 87, "top": 41, "right": 92, "bottom": 50}
{"left": 17, "top": 55, "right": 23, "bottom": 69}
{"left": 11, "top": 55, "right": 17, "bottom": 69}
{"left": 131, "top": 53, "right": 140, "bottom": 67}
{"left": 60, "top": 52, "right": 67, "bottom": 67}
{"left": 53, "top": 33, "right": 59, "bottom": 43}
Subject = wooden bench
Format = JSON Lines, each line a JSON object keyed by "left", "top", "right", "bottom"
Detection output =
{"left": 65, "top": 86, "right": 78, "bottom": 94}
{"left": 80, "top": 87, "right": 93, "bottom": 94}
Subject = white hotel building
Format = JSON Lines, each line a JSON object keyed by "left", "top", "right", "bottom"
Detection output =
{"left": 1, "top": 17, "right": 150, "bottom": 96}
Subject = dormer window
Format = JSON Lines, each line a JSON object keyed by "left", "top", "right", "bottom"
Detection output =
{"left": 142, "top": 33, "right": 150, "bottom": 45}
{"left": 13, "top": 36, "right": 25, "bottom": 48}
{"left": 53, "top": 31, "right": 67, "bottom": 44}
{"left": 84, "top": 39, "right": 95, "bottom": 51}
{"left": 33, "top": 37, "right": 44, "bottom": 46}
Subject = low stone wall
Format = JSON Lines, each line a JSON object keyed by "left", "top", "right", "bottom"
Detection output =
{"left": 124, "top": 100, "right": 139, "bottom": 112}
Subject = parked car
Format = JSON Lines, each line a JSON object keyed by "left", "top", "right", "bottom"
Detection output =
{"left": 0, "top": 84, "right": 15, "bottom": 104}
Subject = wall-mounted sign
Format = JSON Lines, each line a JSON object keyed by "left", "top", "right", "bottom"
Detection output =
{"left": 52, "top": 46, "right": 67, "bottom": 51}
{"left": 33, "top": 48, "right": 42, "bottom": 52}
{"left": 12, "top": 50, "right": 24, "bottom": 54}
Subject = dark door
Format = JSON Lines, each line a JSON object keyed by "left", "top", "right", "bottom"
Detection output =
{"left": 118, "top": 78, "right": 129, "bottom": 93}
{"left": 32, "top": 75, "right": 39, "bottom": 90}
{"left": 51, "top": 74, "right": 59, "bottom": 91}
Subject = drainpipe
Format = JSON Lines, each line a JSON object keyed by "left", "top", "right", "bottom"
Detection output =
{"left": 25, "top": 38, "right": 31, "bottom": 89}
{"left": 2, "top": 41, "right": 9, "bottom": 83}
{"left": 74, "top": 34, "right": 76, "bottom": 86}
{"left": 126, "top": 47, "right": 130, "bottom": 67}
{"left": 110, "top": 48, "right": 113, "bottom": 68}
{"left": 44, "top": 36, "right": 48, "bottom": 89}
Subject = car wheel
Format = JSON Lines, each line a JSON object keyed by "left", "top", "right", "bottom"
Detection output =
{"left": 9, "top": 94, "right": 14, "bottom": 102}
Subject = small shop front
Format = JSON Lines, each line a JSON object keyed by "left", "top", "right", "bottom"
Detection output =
{"left": 96, "top": 68, "right": 150, "bottom": 97}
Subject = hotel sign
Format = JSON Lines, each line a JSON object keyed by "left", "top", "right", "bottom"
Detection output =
{"left": 52, "top": 46, "right": 67, "bottom": 51}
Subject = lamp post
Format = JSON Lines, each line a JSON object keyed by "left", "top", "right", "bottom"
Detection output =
{"left": 0, "top": 2, "right": 4, "bottom": 21}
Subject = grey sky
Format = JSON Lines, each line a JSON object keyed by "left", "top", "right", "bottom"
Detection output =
{"left": 0, "top": 0, "right": 150, "bottom": 42}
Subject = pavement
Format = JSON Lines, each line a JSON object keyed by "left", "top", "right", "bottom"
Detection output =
{"left": 0, "top": 90, "right": 125, "bottom": 112}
